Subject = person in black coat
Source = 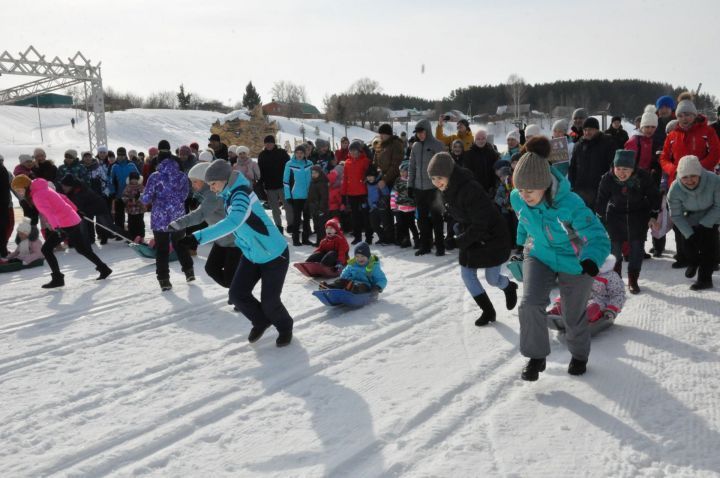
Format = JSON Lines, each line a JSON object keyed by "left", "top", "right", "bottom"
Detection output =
{"left": 0, "top": 159, "right": 10, "bottom": 257}
{"left": 427, "top": 152, "right": 517, "bottom": 327}
{"left": 462, "top": 130, "right": 500, "bottom": 197}
{"left": 258, "top": 136, "right": 291, "bottom": 232}
{"left": 568, "top": 117, "right": 616, "bottom": 211}
{"left": 60, "top": 174, "right": 118, "bottom": 244}
{"left": 596, "top": 150, "right": 661, "bottom": 294}
{"left": 605, "top": 116, "right": 630, "bottom": 151}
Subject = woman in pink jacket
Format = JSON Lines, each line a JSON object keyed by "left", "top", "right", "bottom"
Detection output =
{"left": 11, "top": 175, "right": 112, "bottom": 288}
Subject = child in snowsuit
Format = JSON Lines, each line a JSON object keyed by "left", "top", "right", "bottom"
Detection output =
{"left": 0, "top": 219, "right": 44, "bottom": 272}
{"left": 596, "top": 150, "right": 661, "bottom": 294}
{"left": 428, "top": 153, "right": 517, "bottom": 327}
{"left": 547, "top": 257, "right": 625, "bottom": 336}
{"left": 365, "top": 165, "right": 392, "bottom": 244}
{"left": 320, "top": 241, "right": 387, "bottom": 294}
{"left": 122, "top": 171, "right": 146, "bottom": 241}
{"left": 306, "top": 165, "right": 329, "bottom": 245}
{"left": 390, "top": 161, "right": 419, "bottom": 248}
{"left": 510, "top": 152, "right": 610, "bottom": 380}
{"left": 306, "top": 217, "right": 349, "bottom": 269}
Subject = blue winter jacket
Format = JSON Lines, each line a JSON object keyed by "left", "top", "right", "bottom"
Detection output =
{"left": 109, "top": 158, "right": 140, "bottom": 197}
{"left": 510, "top": 167, "right": 610, "bottom": 275}
{"left": 283, "top": 155, "right": 313, "bottom": 200}
{"left": 193, "top": 171, "right": 288, "bottom": 264}
{"left": 367, "top": 174, "right": 390, "bottom": 211}
{"left": 340, "top": 255, "right": 388, "bottom": 291}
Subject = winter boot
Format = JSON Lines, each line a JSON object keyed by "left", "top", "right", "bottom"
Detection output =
{"left": 399, "top": 237, "right": 411, "bottom": 248}
{"left": 276, "top": 330, "right": 293, "bottom": 348}
{"left": 690, "top": 280, "right": 713, "bottom": 291}
{"left": 96, "top": 265, "right": 113, "bottom": 280}
{"left": 435, "top": 248, "right": 445, "bottom": 257}
{"left": 159, "top": 279, "right": 172, "bottom": 291}
{"left": 503, "top": 281, "right": 518, "bottom": 310}
{"left": 184, "top": 268, "right": 196, "bottom": 282}
{"left": 568, "top": 357, "right": 588, "bottom": 376}
{"left": 521, "top": 358, "right": 546, "bottom": 381}
{"left": 415, "top": 248, "right": 431, "bottom": 256}
{"left": 473, "top": 293, "right": 496, "bottom": 326}
{"left": 42, "top": 273, "right": 65, "bottom": 289}
{"left": 248, "top": 323, "right": 271, "bottom": 343}
{"left": 613, "top": 260, "right": 622, "bottom": 278}
{"left": 628, "top": 270, "right": 641, "bottom": 294}
{"left": 685, "top": 264, "right": 698, "bottom": 279}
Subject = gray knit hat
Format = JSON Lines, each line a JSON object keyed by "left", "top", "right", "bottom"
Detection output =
{"left": 677, "top": 155, "right": 703, "bottom": 178}
{"left": 572, "top": 108, "right": 588, "bottom": 120}
{"left": 552, "top": 119, "right": 568, "bottom": 133}
{"left": 512, "top": 152, "right": 552, "bottom": 190}
{"left": 204, "top": 159, "right": 232, "bottom": 182}
{"left": 675, "top": 99, "right": 698, "bottom": 116}
{"left": 427, "top": 152, "right": 455, "bottom": 178}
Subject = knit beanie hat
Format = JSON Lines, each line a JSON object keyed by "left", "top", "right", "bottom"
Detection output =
{"left": 525, "top": 124, "right": 541, "bottom": 138}
{"left": 611, "top": 115, "right": 622, "bottom": 123}
{"left": 349, "top": 140, "right": 364, "bottom": 152}
{"left": 17, "top": 219, "right": 32, "bottom": 235}
{"left": 552, "top": 119, "right": 568, "bottom": 133}
{"left": 506, "top": 130, "right": 521, "bottom": 143}
{"left": 399, "top": 160, "right": 410, "bottom": 172}
{"left": 666, "top": 119, "right": 678, "bottom": 134}
{"left": 640, "top": 112, "right": 658, "bottom": 128}
{"left": 677, "top": 155, "right": 703, "bottom": 178}
{"left": 188, "top": 162, "right": 211, "bottom": 181}
{"left": 97, "top": 145, "right": 108, "bottom": 153}
{"left": 512, "top": 152, "right": 553, "bottom": 190}
{"left": 378, "top": 123, "right": 393, "bottom": 135}
{"left": 128, "top": 149, "right": 138, "bottom": 158}
{"left": 451, "top": 139, "right": 464, "bottom": 151}
{"left": 583, "top": 117, "right": 600, "bottom": 130}
{"left": 675, "top": 99, "right": 698, "bottom": 116}
{"left": 158, "top": 139, "right": 171, "bottom": 151}
{"left": 64, "top": 149, "right": 78, "bottom": 159}
{"left": 11, "top": 174, "right": 32, "bottom": 191}
{"left": 613, "top": 150, "right": 636, "bottom": 169}
{"left": 427, "top": 152, "right": 455, "bottom": 178}
{"left": 19, "top": 153, "right": 33, "bottom": 164}
{"left": 354, "top": 241, "right": 371, "bottom": 259}
{"left": 204, "top": 159, "right": 232, "bottom": 183}
{"left": 237, "top": 146, "right": 250, "bottom": 155}
{"left": 655, "top": 95, "right": 676, "bottom": 111}
{"left": 572, "top": 108, "right": 588, "bottom": 120}
{"left": 198, "top": 150, "right": 214, "bottom": 163}
{"left": 148, "top": 146, "right": 159, "bottom": 156}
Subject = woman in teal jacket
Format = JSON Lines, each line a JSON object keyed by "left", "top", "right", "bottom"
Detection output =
{"left": 194, "top": 160, "right": 293, "bottom": 348}
{"left": 283, "top": 144, "right": 313, "bottom": 246}
{"left": 510, "top": 152, "right": 610, "bottom": 381}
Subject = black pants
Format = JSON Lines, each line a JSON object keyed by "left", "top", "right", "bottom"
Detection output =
{"left": 415, "top": 188, "right": 444, "bottom": 251}
{"left": 42, "top": 224, "right": 107, "bottom": 275}
{"left": 394, "top": 211, "right": 419, "bottom": 244}
{"left": 127, "top": 213, "right": 145, "bottom": 240}
{"left": 652, "top": 235, "right": 666, "bottom": 254}
{"left": 348, "top": 195, "right": 371, "bottom": 241}
{"left": 0, "top": 207, "right": 9, "bottom": 256}
{"left": 229, "top": 248, "right": 293, "bottom": 333}
{"left": 205, "top": 243, "right": 242, "bottom": 288}
{"left": 673, "top": 226, "right": 688, "bottom": 263}
{"left": 113, "top": 198, "right": 126, "bottom": 231}
{"left": 369, "top": 207, "right": 394, "bottom": 243}
{"left": 153, "top": 230, "right": 194, "bottom": 280}
{"left": 311, "top": 210, "right": 326, "bottom": 244}
{"left": 307, "top": 250, "right": 338, "bottom": 267}
{"left": 685, "top": 225, "right": 718, "bottom": 283}
{"left": 612, "top": 239, "right": 644, "bottom": 273}
{"left": 289, "top": 199, "right": 310, "bottom": 242}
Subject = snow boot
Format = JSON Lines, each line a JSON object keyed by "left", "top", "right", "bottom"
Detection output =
{"left": 276, "top": 330, "right": 293, "bottom": 348}
{"left": 184, "top": 268, "right": 196, "bottom": 282}
{"left": 159, "top": 279, "right": 172, "bottom": 291}
{"left": 628, "top": 270, "right": 641, "bottom": 294}
{"left": 399, "top": 237, "right": 411, "bottom": 248}
{"left": 685, "top": 264, "right": 698, "bottom": 279}
{"left": 42, "top": 273, "right": 65, "bottom": 289}
{"left": 248, "top": 323, "right": 271, "bottom": 343}
{"left": 568, "top": 357, "right": 588, "bottom": 376}
{"left": 473, "top": 293, "right": 496, "bottom": 326}
{"left": 435, "top": 248, "right": 445, "bottom": 257}
{"left": 96, "top": 265, "right": 113, "bottom": 280}
{"left": 671, "top": 260, "right": 689, "bottom": 269}
{"left": 503, "top": 281, "right": 518, "bottom": 310}
{"left": 521, "top": 358, "right": 546, "bottom": 381}
{"left": 690, "top": 280, "right": 713, "bottom": 291}
{"left": 415, "top": 248, "right": 431, "bottom": 256}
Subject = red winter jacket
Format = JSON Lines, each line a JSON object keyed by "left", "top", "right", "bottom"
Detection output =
{"left": 327, "top": 167, "right": 344, "bottom": 211}
{"left": 341, "top": 152, "right": 370, "bottom": 197}
{"left": 625, "top": 134, "right": 656, "bottom": 172}
{"left": 335, "top": 147, "right": 349, "bottom": 164}
{"left": 313, "top": 218, "right": 349, "bottom": 265}
{"left": 660, "top": 115, "right": 720, "bottom": 185}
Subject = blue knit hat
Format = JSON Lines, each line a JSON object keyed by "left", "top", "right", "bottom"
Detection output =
{"left": 655, "top": 95, "right": 676, "bottom": 111}
{"left": 354, "top": 241, "right": 371, "bottom": 259}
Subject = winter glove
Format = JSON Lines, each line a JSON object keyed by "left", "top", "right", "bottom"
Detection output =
{"left": 580, "top": 259, "right": 599, "bottom": 277}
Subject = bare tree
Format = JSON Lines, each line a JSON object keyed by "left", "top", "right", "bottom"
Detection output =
{"left": 505, "top": 74, "right": 527, "bottom": 120}
{"left": 144, "top": 90, "right": 179, "bottom": 109}
{"left": 271, "top": 81, "right": 308, "bottom": 117}
{"left": 346, "top": 78, "right": 382, "bottom": 127}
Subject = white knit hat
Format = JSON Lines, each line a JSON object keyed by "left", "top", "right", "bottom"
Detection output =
{"left": 525, "top": 124, "right": 541, "bottom": 138}
{"left": 677, "top": 155, "right": 703, "bottom": 178}
{"left": 506, "top": 130, "right": 520, "bottom": 143}
{"left": 236, "top": 145, "right": 250, "bottom": 155}
{"left": 198, "top": 150, "right": 214, "bottom": 162}
{"left": 17, "top": 219, "right": 32, "bottom": 235}
{"left": 228, "top": 145, "right": 238, "bottom": 154}
{"left": 188, "top": 162, "right": 211, "bottom": 181}
{"left": 640, "top": 112, "right": 658, "bottom": 128}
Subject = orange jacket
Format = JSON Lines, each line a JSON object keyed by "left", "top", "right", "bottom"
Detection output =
{"left": 660, "top": 115, "right": 720, "bottom": 185}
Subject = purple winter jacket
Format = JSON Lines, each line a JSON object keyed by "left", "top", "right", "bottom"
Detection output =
{"left": 141, "top": 156, "right": 189, "bottom": 231}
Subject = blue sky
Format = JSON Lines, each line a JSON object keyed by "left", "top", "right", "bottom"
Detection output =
{"left": 3, "top": 0, "right": 719, "bottom": 112}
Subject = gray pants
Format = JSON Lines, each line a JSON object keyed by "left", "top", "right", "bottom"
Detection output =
{"left": 265, "top": 189, "right": 285, "bottom": 228}
{"left": 519, "top": 256, "right": 594, "bottom": 361}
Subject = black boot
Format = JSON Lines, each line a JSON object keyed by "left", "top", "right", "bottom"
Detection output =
{"left": 159, "top": 278, "right": 172, "bottom": 291}
{"left": 690, "top": 280, "right": 713, "bottom": 291}
{"left": 568, "top": 357, "right": 588, "bottom": 376}
{"left": 473, "top": 293, "right": 496, "bottom": 326}
{"left": 503, "top": 281, "right": 518, "bottom": 310}
{"left": 248, "top": 323, "right": 271, "bottom": 343}
{"left": 415, "top": 248, "right": 431, "bottom": 256}
{"left": 185, "top": 268, "right": 196, "bottom": 282}
{"left": 521, "top": 358, "right": 546, "bottom": 381}
{"left": 276, "top": 330, "right": 293, "bottom": 347}
{"left": 685, "top": 264, "right": 698, "bottom": 279}
{"left": 42, "top": 273, "right": 65, "bottom": 289}
{"left": 96, "top": 264, "right": 113, "bottom": 280}
{"left": 628, "top": 270, "right": 641, "bottom": 294}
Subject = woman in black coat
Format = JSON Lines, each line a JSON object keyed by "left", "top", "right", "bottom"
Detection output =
{"left": 427, "top": 152, "right": 517, "bottom": 326}
{"left": 596, "top": 150, "right": 661, "bottom": 294}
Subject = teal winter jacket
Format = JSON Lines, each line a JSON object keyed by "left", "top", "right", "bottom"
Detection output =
{"left": 283, "top": 155, "right": 313, "bottom": 200}
{"left": 510, "top": 167, "right": 610, "bottom": 275}
{"left": 340, "top": 255, "right": 388, "bottom": 291}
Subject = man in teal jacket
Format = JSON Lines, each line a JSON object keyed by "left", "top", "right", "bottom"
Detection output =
{"left": 194, "top": 159, "right": 293, "bottom": 347}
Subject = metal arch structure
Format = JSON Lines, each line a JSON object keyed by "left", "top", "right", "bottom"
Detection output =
{"left": 0, "top": 46, "right": 107, "bottom": 152}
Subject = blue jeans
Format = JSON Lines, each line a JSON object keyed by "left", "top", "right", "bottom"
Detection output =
{"left": 461, "top": 265, "right": 509, "bottom": 296}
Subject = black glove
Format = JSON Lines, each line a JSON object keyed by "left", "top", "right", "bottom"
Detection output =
{"left": 407, "top": 187, "right": 414, "bottom": 199}
{"left": 580, "top": 259, "right": 599, "bottom": 277}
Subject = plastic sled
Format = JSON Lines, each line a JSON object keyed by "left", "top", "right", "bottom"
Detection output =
{"left": 130, "top": 243, "right": 178, "bottom": 262}
{"left": 0, "top": 258, "right": 44, "bottom": 273}
{"left": 294, "top": 262, "right": 340, "bottom": 278}
{"left": 548, "top": 313, "right": 614, "bottom": 337}
{"left": 507, "top": 258, "right": 523, "bottom": 282}
{"left": 312, "top": 289, "right": 377, "bottom": 307}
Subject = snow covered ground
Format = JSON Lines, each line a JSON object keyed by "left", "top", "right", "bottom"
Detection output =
{"left": 1, "top": 231, "right": 719, "bottom": 477}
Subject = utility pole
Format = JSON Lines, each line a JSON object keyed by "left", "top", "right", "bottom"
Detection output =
{"left": 36, "top": 95, "right": 44, "bottom": 143}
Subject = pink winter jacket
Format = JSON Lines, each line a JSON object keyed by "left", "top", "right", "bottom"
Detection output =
{"left": 30, "top": 178, "right": 81, "bottom": 229}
